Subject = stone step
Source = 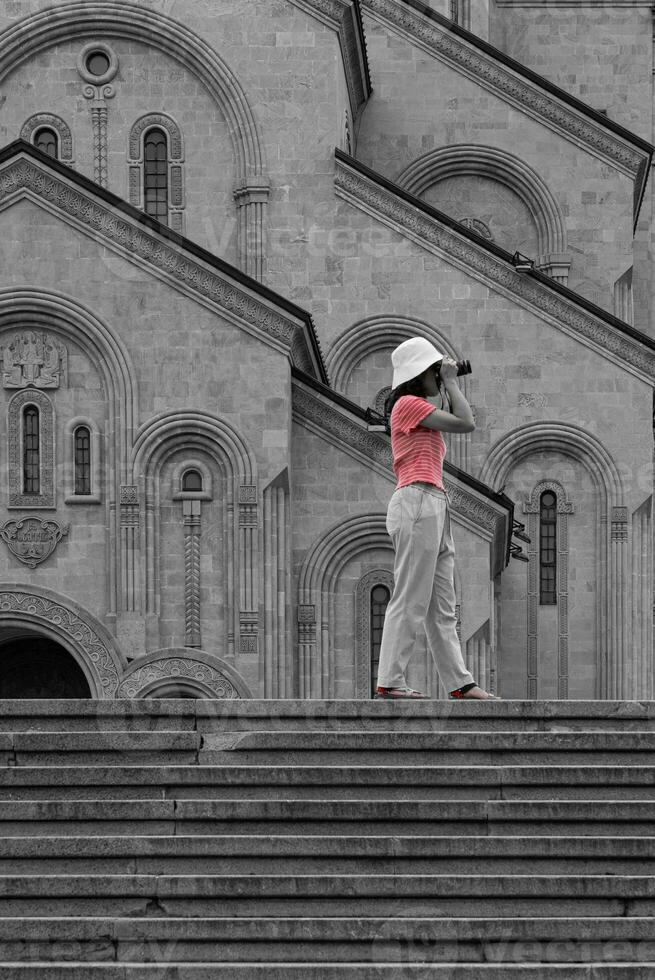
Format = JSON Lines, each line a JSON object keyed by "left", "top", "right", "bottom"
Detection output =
{"left": 0, "top": 835, "right": 654, "bottom": 874}
{"left": 2, "top": 964, "right": 655, "bottom": 978}
{"left": 3, "top": 730, "right": 655, "bottom": 767}
{"left": 1, "top": 916, "right": 654, "bottom": 964}
{"left": 0, "top": 731, "right": 201, "bottom": 766}
{"left": 1, "top": 766, "right": 654, "bottom": 801}
{"left": 0, "top": 874, "right": 653, "bottom": 918}
{"left": 1, "top": 699, "right": 655, "bottom": 733}
{"left": 195, "top": 730, "right": 655, "bottom": 765}
{"left": 0, "top": 799, "right": 654, "bottom": 836}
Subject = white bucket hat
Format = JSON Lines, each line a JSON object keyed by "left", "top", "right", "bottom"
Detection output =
{"left": 391, "top": 337, "right": 444, "bottom": 389}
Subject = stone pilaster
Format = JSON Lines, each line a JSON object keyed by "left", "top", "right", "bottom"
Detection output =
{"left": 238, "top": 485, "right": 259, "bottom": 656}
{"left": 233, "top": 178, "right": 270, "bottom": 281}
{"left": 183, "top": 500, "right": 201, "bottom": 648}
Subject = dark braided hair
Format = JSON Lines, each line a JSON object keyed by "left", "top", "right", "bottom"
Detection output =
{"left": 384, "top": 361, "right": 443, "bottom": 426}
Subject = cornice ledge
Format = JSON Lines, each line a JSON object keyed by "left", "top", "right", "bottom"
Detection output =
{"left": 287, "top": 0, "right": 371, "bottom": 115}
{"left": 0, "top": 157, "right": 316, "bottom": 375}
{"left": 293, "top": 380, "right": 505, "bottom": 536}
{"left": 361, "top": 0, "right": 646, "bottom": 175}
{"left": 335, "top": 160, "right": 655, "bottom": 378}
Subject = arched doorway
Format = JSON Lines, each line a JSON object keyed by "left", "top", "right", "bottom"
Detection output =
{"left": 0, "top": 631, "right": 91, "bottom": 698}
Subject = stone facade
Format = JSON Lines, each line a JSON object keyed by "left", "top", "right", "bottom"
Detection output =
{"left": 0, "top": 0, "right": 651, "bottom": 700}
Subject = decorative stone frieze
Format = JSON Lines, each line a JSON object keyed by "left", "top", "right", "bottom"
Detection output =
{"left": 116, "top": 655, "right": 240, "bottom": 699}
{"left": 293, "top": 383, "right": 393, "bottom": 467}
{"left": 361, "top": 0, "right": 647, "bottom": 176}
{"left": 0, "top": 590, "right": 120, "bottom": 697}
{"left": 0, "top": 517, "right": 69, "bottom": 568}
{"left": 335, "top": 158, "right": 655, "bottom": 378}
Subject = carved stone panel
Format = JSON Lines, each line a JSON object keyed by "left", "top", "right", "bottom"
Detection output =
{"left": 2, "top": 331, "right": 67, "bottom": 389}
{"left": 0, "top": 517, "right": 69, "bottom": 568}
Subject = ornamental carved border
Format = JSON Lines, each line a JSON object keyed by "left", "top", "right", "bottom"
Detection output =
{"left": 0, "top": 160, "right": 308, "bottom": 356}
{"left": 335, "top": 160, "right": 655, "bottom": 378}
{"left": 116, "top": 656, "right": 240, "bottom": 699}
{"left": 0, "top": 590, "right": 120, "bottom": 696}
{"left": 362, "top": 0, "right": 645, "bottom": 175}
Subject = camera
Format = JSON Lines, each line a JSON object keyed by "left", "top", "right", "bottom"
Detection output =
{"left": 437, "top": 359, "right": 472, "bottom": 378}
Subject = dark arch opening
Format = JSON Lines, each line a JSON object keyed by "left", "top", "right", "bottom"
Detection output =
{"left": 0, "top": 634, "right": 91, "bottom": 698}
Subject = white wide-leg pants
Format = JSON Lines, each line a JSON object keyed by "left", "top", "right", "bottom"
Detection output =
{"left": 376, "top": 482, "right": 476, "bottom": 695}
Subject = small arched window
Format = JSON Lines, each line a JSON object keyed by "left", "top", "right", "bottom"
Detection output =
{"left": 74, "top": 426, "right": 91, "bottom": 495}
{"left": 144, "top": 128, "right": 168, "bottom": 224}
{"left": 370, "top": 584, "right": 391, "bottom": 696}
{"left": 23, "top": 406, "right": 40, "bottom": 495}
{"left": 539, "top": 490, "right": 557, "bottom": 604}
{"left": 182, "top": 469, "right": 203, "bottom": 492}
{"left": 34, "top": 127, "right": 58, "bottom": 159}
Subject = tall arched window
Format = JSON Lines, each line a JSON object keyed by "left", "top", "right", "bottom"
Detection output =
{"left": 23, "top": 406, "right": 40, "bottom": 495}
{"left": 539, "top": 490, "right": 557, "bottom": 604}
{"left": 74, "top": 426, "right": 91, "bottom": 495}
{"left": 34, "top": 127, "right": 58, "bottom": 159}
{"left": 370, "top": 584, "right": 390, "bottom": 696}
{"left": 144, "top": 128, "right": 168, "bottom": 224}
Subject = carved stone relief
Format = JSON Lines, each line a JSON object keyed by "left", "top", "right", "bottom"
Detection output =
{"left": 0, "top": 517, "right": 69, "bottom": 568}
{"left": 2, "top": 331, "right": 67, "bottom": 389}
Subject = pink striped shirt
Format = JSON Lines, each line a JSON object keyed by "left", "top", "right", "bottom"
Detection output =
{"left": 390, "top": 395, "right": 447, "bottom": 490}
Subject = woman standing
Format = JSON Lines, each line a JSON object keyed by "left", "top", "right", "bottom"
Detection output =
{"left": 375, "top": 336, "right": 498, "bottom": 701}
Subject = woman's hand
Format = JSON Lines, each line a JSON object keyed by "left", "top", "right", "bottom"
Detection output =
{"left": 438, "top": 357, "right": 458, "bottom": 383}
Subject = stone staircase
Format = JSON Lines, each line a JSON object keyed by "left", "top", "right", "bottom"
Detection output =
{"left": 0, "top": 698, "right": 654, "bottom": 977}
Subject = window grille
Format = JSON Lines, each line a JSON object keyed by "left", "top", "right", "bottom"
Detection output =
{"left": 74, "top": 426, "right": 91, "bottom": 495}
{"left": 539, "top": 490, "right": 557, "bottom": 604}
{"left": 23, "top": 407, "right": 40, "bottom": 495}
{"left": 370, "top": 584, "right": 390, "bottom": 696}
{"left": 144, "top": 128, "right": 168, "bottom": 224}
{"left": 34, "top": 127, "right": 58, "bottom": 159}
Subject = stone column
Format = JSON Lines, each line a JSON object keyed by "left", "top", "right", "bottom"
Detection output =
{"left": 263, "top": 476, "right": 290, "bottom": 697}
{"left": 233, "top": 178, "right": 270, "bottom": 281}
{"left": 610, "top": 505, "right": 629, "bottom": 698}
{"left": 119, "top": 485, "right": 139, "bottom": 613}
{"left": 183, "top": 499, "right": 201, "bottom": 648}
{"left": 298, "top": 605, "right": 316, "bottom": 699}
{"left": 238, "top": 486, "right": 259, "bottom": 656}
{"left": 83, "top": 84, "right": 114, "bottom": 189}
{"left": 118, "top": 484, "right": 145, "bottom": 658}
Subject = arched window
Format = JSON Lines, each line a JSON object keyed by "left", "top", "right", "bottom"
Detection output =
{"left": 370, "top": 584, "right": 390, "bottom": 696}
{"left": 23, "top": 406, "right": 40, "bottom": 495}
{"left": 34, "top": 127, "right": 58, "bottom": 159}
{"left": 539, "top": 490, "right": 557, "bottom": 604}
{"left": 74, "top": 426, "right": 91, "bottom": 495}
{"left": 144, "top": 128, "right": 168, "bottom": 224}
{"left": 182, "top": 469, "right": 203, "bottom": 492}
